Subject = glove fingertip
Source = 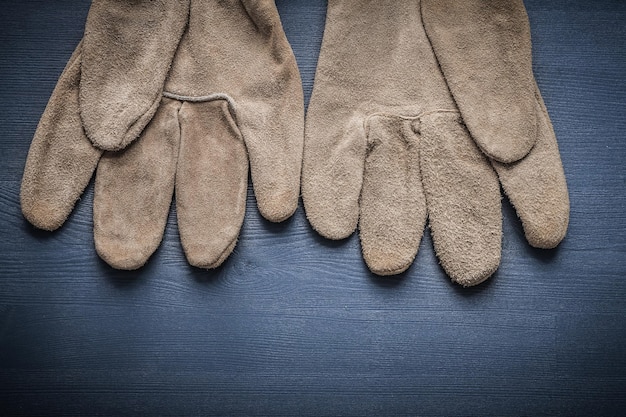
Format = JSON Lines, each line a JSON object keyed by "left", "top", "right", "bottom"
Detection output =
{"left": 183, "top": 238, "right": 238, "bottom": 270}
{"left": 445, "top": 256, "right": 500, "bottom": 288}
{"left": 364, "top": 251, "right": 415, "bottom": 277}
{"left": 20, "top": 197, "right": 66, "bottom": 232}
{"left": 95, "top": 238, "right": 151, "bottom": 271}
{"left": 256, "top": 188, "right": 299, "bottom": 223}
{"left": 474, "top": 122, "right": 537, "bottom": 164}
{"left": 522, "top": 200, "right": 570, "bottom": 249}
{"left": 526, "top": 222, "right": 568, "bottom": 250}
{"left": 302, "top": 155, "right": 361, "bottom": 240}
{"left": 307, "top": 211, "right": 358, "bottom": 241}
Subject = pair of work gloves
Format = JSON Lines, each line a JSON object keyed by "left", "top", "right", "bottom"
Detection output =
{"left": 21, "top": 0, "right": 569, "bottom": 286}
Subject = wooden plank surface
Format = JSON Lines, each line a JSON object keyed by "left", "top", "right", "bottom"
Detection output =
{"left": 1, "top": 0, "right": 625, "bottom": 415}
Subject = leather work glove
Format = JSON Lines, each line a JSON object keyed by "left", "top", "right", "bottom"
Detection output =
{"left": 21, "top": 0, "right": 304, "bottom": 270}
{"left": 302, "top": 0, "right": 569, "bottom": 286}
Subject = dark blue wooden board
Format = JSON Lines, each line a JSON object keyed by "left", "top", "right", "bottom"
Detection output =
{"left": 1, "top": 0, "right": 625, "bottom": 415}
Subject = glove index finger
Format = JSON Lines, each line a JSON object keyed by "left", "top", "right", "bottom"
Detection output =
{"left": 94, "top": 98, "right": 181, "bottom": 270}
{"left": 359, "top": 114, "right": 427, "bottom": 276}
{"left": 80, "top": 0, "right": 190, "bottom": 151}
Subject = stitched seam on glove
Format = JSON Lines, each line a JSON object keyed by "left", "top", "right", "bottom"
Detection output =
{"left": 162, "top": 92, "right": 238, "bottom": 124}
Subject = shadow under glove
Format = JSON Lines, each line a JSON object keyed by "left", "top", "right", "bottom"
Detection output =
{"left": 21, "top": 0, "right": 304, "bottom": 270}
{"left": 302, "top": 0, "right": 569, "bottom": 286}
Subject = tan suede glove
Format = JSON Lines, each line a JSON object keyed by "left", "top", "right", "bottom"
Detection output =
{"left": 302, "top": 0, "right": 569, "bottom": 286}
{"left": 21, "top": 0, "right": 304, "bottom": 270}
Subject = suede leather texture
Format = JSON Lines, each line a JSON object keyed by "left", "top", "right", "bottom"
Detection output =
{"left": 21, "top": 0, "right": 304, "bottom": 270}
{"left": 302, "top": 0, "right": 569, "bottom": 285}
{"left": 20, "top": 43, "right": 103, "bottom": 232}
{"left": 81, "top": 0, "right": 190, "bottom": 152}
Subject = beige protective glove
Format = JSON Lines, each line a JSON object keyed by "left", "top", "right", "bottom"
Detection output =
{"left": 21, "top": 0, "right": 304, "bottom": 270}
{"left": 302, "top": 0, "right": 569, "bottom": 286}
